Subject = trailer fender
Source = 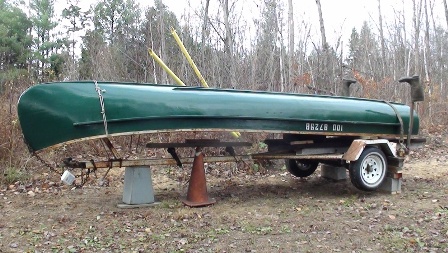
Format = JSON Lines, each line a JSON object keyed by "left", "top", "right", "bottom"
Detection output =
{"left": 343, "top": 139, "right": 397, "bottom": 162}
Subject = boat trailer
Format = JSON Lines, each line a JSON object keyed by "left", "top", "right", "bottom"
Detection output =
{"left": 62, "top": 134, "right": 425, "bottom": 208}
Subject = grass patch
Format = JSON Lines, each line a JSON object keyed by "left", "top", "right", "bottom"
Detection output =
{"left": 242, "top": 224, "right": 273, "bottom": 235}
{"left": 340, "top": 195, "right": 358, "bottom": 207}
{"left": 1, "top": 167, "right": 29, "bottom": 184}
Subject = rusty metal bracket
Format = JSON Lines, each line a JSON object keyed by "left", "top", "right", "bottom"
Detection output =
{"left": 101, "top": 137, "right": 120, "bottom": 159}
{"left": 167, "top": 147, "right": 182, "bottom": 167}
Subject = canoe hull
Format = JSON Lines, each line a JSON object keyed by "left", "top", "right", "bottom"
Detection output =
{"left": 18, "top": 81, "right": 420, "bottom": 152}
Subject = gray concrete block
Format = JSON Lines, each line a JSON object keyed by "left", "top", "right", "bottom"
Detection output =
{"left": 321, "top": 165, "right": 347, "bottom": 181}
{"left": 122, "top": 166, "right": 155, "bottom": 205}
{"left": 379, "top": 176, "right": 402, "bottom": 194}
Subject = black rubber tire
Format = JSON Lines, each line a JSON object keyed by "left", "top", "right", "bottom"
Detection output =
{"left": 285, "top": 159, "right": 319, "bottom": 178}
{"left": 349, "top": 147, "right": 387, "bottom": 191}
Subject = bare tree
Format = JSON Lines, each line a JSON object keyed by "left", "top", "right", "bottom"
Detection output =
{"left": 397, "top": 0, "right": 410, "bottom": 76}
{"left": 288, "top": 0, "right": 294, "bottom": 86}
{"left": 200, "top": 0, "right": 211, "bottom": 81}
{"left": 443, "top": 0, "right": 448, "bottom": 28}
{"left": 313, "top": 0, "right": 337, "bottom": 94}
{"left": 201, "top": 0, "right": 210, "bottom": 45}
{"left": 423, "top": 0, "right": 430, "bottom": 82}
{"left": 222, "top": 0, "right": 236, "bottom": 86}
{"left": 378, "top": 0, "right": 387, "bottom": 76}
{"left": 412, "top": 0, "right": 423, "bottom": 75}
{"left": 315, "top": 0, "right": 327, "bottom": 50}
{"left": 159, "top": 8, "right": 168, "bottom": 84}
{"left": 423, "top": 0, "right": 431, "bottom": 116}
{"left": 278, "top": 9, "right": 285, "bottom": 92}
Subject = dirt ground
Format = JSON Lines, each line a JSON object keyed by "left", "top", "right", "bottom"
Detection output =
{"left": 1, "top": 139, "right": 448, "bottom": 253}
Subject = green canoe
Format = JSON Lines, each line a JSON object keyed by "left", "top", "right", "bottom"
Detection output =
{"left": 18, "top": 81, "right": 419, "bottom": 152}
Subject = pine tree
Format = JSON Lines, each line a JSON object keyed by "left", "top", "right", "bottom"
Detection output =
{"left": 30, "top": 0, "right": 62, "bottom": 80}
{"left": 0, "top": 0, "right": 32, "bottom": 81}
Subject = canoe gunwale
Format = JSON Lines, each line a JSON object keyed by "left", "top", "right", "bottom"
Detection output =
{"left": 73, "top": 115, "right": 402, "bottom": 127}
{"left": 173, "top": 86, "right": 409, "bottom": 105}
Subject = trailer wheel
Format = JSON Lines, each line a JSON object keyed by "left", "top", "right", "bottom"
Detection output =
{"left": 285, "top": 159, "right": 319, "bottom": 178}
{"left": 349, "top": 147, "right": 387, "bottom": 191}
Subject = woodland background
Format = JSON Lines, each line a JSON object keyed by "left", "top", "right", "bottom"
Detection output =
{"left": 1, "top": 0, "right": 448, "bottom": 182}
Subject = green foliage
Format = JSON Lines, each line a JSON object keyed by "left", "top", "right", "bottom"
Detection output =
{"left": 30, "top": 0, "right": 58, "bottom": 49}
{"left": 93, "top": 0, "right": 141, "bottom": 44}
{"left": 78, "top": 29, "right": 106, "bottom": 80}
{"left": 345, "top": 21, "right": 382, "bottom": 79}
{"left": 62, "top": 2, "right": 84, "bottom": 32}
{"left": 30, "top": 0, "right": 64, "bottom": 81}
{"left": 347, "top": 27, "right": 360, "bottom": 66}
{"left": 78, "top": 44, "right": 93, "bottom": 80}
{"left": 62, "top": 0, "right": 88, "bottom": 60}
{"left": 251, "top": 163, "right": 259, "bottom": 172}
{"left": 0, "top": 69, "right": 29, "bottom": 93}
{"left": 48, "top": 53, "right": 66, "bottom": 79}
{"left": 0, "top": 0, "right": 32, "bottom": 72}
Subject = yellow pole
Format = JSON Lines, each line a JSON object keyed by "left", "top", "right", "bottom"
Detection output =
{"left": 171, "top": 27, "right": 209, "bottom": 88}
{"left": 171, "top": 28, "right": 240, "bottom": 138}
{"left": 229, "top": 131, "right": 241, "bottom": 138}
{"left": 147, "top": 49, "right": 186, "bottom": 86}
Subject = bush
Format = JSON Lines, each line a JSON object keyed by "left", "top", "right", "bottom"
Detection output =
{"left": 0, "top": 76, "right": 34, "bottom": 186}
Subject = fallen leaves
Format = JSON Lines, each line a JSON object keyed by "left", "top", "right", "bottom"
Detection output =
{"left": 0, "top": 138, "right": 447, "bottom": 252}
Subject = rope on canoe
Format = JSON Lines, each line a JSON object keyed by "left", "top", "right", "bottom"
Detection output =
{"left": 94, "top": 81, "right": 109, "bottom": 136}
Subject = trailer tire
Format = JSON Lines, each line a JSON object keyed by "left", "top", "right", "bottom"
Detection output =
{"left": 285, "top": 159, "right": 319, "bottom": 178}
{"left": 349, "top": 147, "right": 387, "bottom": 191}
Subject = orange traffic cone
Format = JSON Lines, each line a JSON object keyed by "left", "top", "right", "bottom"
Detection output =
{"left": 181, "top": 147, "right": 216, "bottom": 207}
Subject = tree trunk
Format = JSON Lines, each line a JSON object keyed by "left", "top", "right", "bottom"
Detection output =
{"left": 288, "top": 0, "right": 294, "bottom": 86}
{"left": 378, "top": 0, "right": 386, "bottom": 76}
{"left": 423, "top": 0, "right": 431, "bottom": 116}
{"left": 222, "top": 0, "right": 236, "bottom": 87}
{"left": 315, "top": 0, "right": 327, "bottom": 50}
{"left": 423, "top": 0, "right": 430, "bottom": 82}
{"left": 149, "top": 22, "right": 157, "bottom": 83}
{"left": 412, "top": 0, "right": 422, "bottom": 75}
{"left": 159, "top": 10, "right": 168, "bottom": 84}
{"left": 222, "top": 0, "right": 232, "bottom": 57}
{"left": 200, "top": 0, "right": 210, "bottom": 86}
{"left": 443, "top": 0, "right": 448, "bottom": 28}
{"left": 402, "top": 0, "right": 409, "bottom": 76}
{"left": 314, "top": 0, "right": 330, "bottom": 92}
{"left": 279, "top": 27, "right": 285, "bottom": 92}
{"left": 201, "top": 0, "right": 210, "bottom": 45}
